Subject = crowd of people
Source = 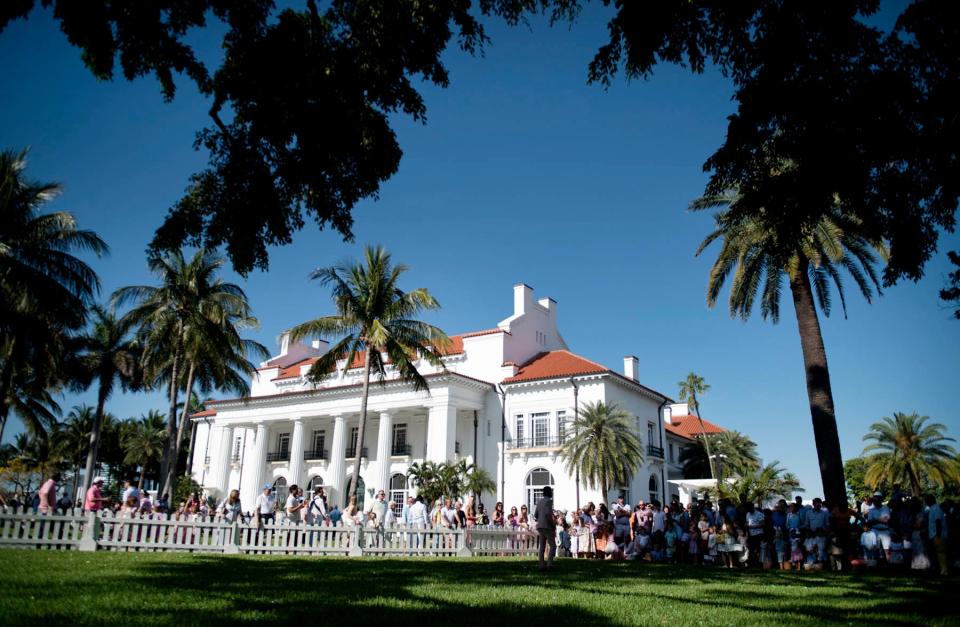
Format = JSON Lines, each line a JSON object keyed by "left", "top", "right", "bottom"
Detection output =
{"left": 4, "top": 472, "right": 955, "bottom": 575}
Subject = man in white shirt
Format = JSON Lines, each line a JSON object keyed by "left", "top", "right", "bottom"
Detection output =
{"left": 368, "top": 490, "right": 388, "bottom": 527}
{"left": 285, "top": 484, "right": 305, "bottom": 523}
{"left": 534, "top": 486, "right": 556, "bottom": 571}
{"left": 122, "top": 480, "right": 139, "bottom": 506}
{"left": 611, "top": 495, "right": 627, "bottom": 514}
{"left": 441, "top": 498, "right": 458, "bottom": 529}
{"left": 308, "top": 487, "right": 328, "bottom": 524}
{"left": 745, "top": 503, "right": 765, "bottom": 567}
{"left": 254, "top": 484, "right": 277, "bottom": 525}
{"left": 865, "top": 494, "right": 891, "bottom": 559}
{"left": 651, "top": 502, "right": 666, "bottom": 534}
{"left": 408, "top": 495, "right": 429, "bottom": 550}
{"left": 805, "top": 498, "right": 831, "bottom": 563}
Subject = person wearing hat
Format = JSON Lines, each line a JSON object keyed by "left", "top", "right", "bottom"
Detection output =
{"left": 83, "top": 477, "right": 110, "bottom": 513}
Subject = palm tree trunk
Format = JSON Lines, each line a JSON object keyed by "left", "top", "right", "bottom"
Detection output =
{"left": 348, "top": 349, "right": 373, "bottom": 501}
{"left": 138, "top": 464, "right": 146, "bottom": 491}
{"left": 694, "top": 405, "right": 720, "bottom": 492}
{"left": 789, "top": 258, "right": 847, "bottom": 507}
{"left": 0, "top": 357, "right": 13, "bottom": 444}
{"left": 160, "top": 328, "right": 185, "bottom": 499}
{"left": 906, "top": 466, "right": 922, "bottom": 497}
{"left": 80, "top": 384, "right": 109, "bottom": 502}
{"left": 174, "top": 361, "right": 196, "bottom": 476}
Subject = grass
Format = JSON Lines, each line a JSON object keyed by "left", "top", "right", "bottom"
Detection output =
{"left": 0, "top": 551, "right": 954, "bottom": 625}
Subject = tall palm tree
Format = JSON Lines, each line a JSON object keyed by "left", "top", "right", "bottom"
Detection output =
{"left": 114, "top": 249, "right": 257, "bottom": 499}
{"left": 695, "top": 193, "right": 886, "bottom": 507}
{"left": 677, "top": 372, "right": 718, "bottom": 488}
{"left": 679, "top": 430, "right": 760, "bottom": 480}
{"left": 559, "top": 401, "right": 644, "bottom": 501}
{"left": 862, "top": 412, "right": 959, "bottom": 497}
{"left": 0, "top": 148, "right": 107, "bottom": 443}
{"left": 122, "top": 411, "right": 167, "bottom": 489}
{"left": 462, "top": 464, "right": 496, "bottom": 503}
{"left": 70, "top": 305, "right": 142, "bottom": 499}
{"left": 54, "top": 405, "right": 96, "bottom": 500}
{"left": 289, "top": 245, "right": 449, "bottom": 503}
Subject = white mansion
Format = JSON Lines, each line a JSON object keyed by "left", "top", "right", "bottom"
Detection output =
{"left": 190, "top": 284, "right": 692, "bottom": 514}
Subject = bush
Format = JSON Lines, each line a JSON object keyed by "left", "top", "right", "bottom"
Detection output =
{"left": 173, "top": 477, "right": 202, "bottom": 509}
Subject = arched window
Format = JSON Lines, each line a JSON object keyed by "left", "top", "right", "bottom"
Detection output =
{"left": 389, "top": 473, "right": 407, "bottom": 517}
{"left": 307, "top": 475, "right": 324, "bottom": 493}
{"left": 525, "top": 467, "right": 554, "bottom": 511}
{"left": 273, "top": 476, "right": 288, "bottom": 505}
{"left": 648, "top": 474, "right": 658, "bottom": 504}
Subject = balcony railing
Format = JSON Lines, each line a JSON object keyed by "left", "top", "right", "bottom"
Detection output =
{"left": 304, "top": 449, "right": 328, "bottom": 461}
{"left": 344, "top": 446, "right": 368, "bottom": 458}
{"left": 391, "top": 443, "right": 412, "bottom": 456}
{"left": 647, "top": 445, "right": 664, "bottom": 459}
{"left": 266, "top": 451, "right": 290, "bottom": 463}
{"left": 508, "top": 436, "right": 564, "bottom": 450}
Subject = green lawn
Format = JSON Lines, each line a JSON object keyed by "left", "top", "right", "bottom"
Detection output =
{"left": 0, "top": 552, "right": 953, "bottom": 625}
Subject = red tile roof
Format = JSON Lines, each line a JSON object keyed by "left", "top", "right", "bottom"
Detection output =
{"left": 270, "top": 333, "right": 471, "bottom": 381}
{"left": 501, "top": 350, "right": 608, "bottom": 383}
{"left": 190, "top": 408, "right": 217, "bottom": 418}
{"left": 663, "top": 415, "right": 726, "bottom": 440}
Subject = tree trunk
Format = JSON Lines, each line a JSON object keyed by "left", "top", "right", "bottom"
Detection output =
{"left": 789, "top": 258, "right": 847, "bottom": 507}
{"left": 138, "top": 464, "right": 146, "bottom": 491}
{"left": 160, "top": 329, "right": 185, "bottom": 499}
{"left": 907, "top": 466, "right": 921, "bottom": 497}
{"left": 694, "top": 404, "right": 720, "bottom": 492}
{"left": 80, "top": 383, "right": 109, "bottom": 502}
{"left": 174, "top": 362, "right": 196, "bottom": 477}
{"left": 347, "top": 349, "right": 372, "bottom": 503}
{"left": 0, "top": 356, "right": 13, "bottom": 444}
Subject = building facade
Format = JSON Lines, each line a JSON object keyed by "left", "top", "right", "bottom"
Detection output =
{"left": 190, "top": 284, "right": 673, "bottom": 513}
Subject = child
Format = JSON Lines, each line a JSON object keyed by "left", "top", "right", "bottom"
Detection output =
{"left": 789, "top": 527, "right": 804, "bottom": 570}
{"left": 860, "top": 522, "right": 881, "bottom": 567}
{"left": 558, "top": 520, "right": 572, "bottom": 558}
{"left": 570, "top": 517, "right": 581, "bottom": 558}
{"left": 704, "top": 526, "right": 718, "bottom": 565}
{"left": 664, "top": 523, "right": 678, "bottom": 562}
{"left": 737, "top": 528, "right": 750, "bottom": 566}
{"left": 650, "top": 531, "right": 666, "bottom": 563}
{"left": 828, "top": 535, "right": 845, "bottom": 571}
{"left": 888, "top": 533, "right": 904, "bottom": 568}
{"left": 774, "top": 526, "right": 788, "bottom": 569}
{"left": 688, "top": 523, "right": 701, "bottom": 565}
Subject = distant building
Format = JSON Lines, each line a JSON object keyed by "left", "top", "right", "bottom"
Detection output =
{"left": 190, "top": 284, "right": 674, "bottom": 513}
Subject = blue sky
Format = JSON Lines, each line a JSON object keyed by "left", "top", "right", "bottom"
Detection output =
{"left": 2, "top": 4, "right": 958, "bottom": 498}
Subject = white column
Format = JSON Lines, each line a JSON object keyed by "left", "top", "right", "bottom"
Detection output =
{"left": 427, "top": 402, "right": 456, "bottom": 463}
{"left": 376, "top": 411, "right": 393, "bottom": 494}
{"left": 217, "top": 425, "right": 234, "bottom": 496}
{"left": 327, "top": 414, "right": 346, "bottom": 507}
{"left": 243, "top": 423, "right": 268, "bottom": 507}
{"left": 289, "top": 418, "right": 305, "bottom": 489}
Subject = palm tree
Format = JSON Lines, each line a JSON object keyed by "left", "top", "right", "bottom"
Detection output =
{"left": 462, "top": 464, "right": 496, "bottom": 502}
{"left": 407, "top": 460, "right": 443, "bottom": 506}
{"left": 710, "top": 461, "right": 803, "bottom": 506}
{"left": 114, "top": 249, "right": 257, "bottom": 499}
{"left": 289, "top": 245, "right": 449, "bottom": 503}
{"left": 680, "top": 430, "right": 760, "bottom": 479}
{"left": 862, "top": 412, "right": 959, "bottom": 497}
{"left": 559, "top": 401, "right": 644, "bottom": 501}
{"left": 677, "top": 372, "right": 718, "bottom": 488}
{"left": 695, "top": 192, "right": 886, "bottom": 507}
{"left": 0, "top": 148, "right": 107, "bottom": 442}
{"left": 54, "top": 405, "right": 96, "bottom": 500}
{"left": 70, "top": 305, "right": 142, "bottom": 499}
{"left": 122, "top": 411, "right": 167, "bottom": 490}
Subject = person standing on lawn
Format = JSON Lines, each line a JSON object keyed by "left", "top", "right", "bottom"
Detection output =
{"left": 38, "top": 473, "right": 60, "bottom": 514}
{"left": 535, "top": 486, "right": 557, "bottom": 571}
{"left": 83, "top": 477, "right": 110, "bottom": 513}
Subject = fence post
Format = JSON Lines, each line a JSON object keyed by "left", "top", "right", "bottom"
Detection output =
{"left": 456, "top": 528, "right": 472, "bottom": 558}
{"left": 78, "top": 512, "right": 100, "bottom": 552}
{"left": 223, "top": 521, "right": 241, "bottom": 554}
{"left": 348, "top": 527, "right": 364, "bottom": 557}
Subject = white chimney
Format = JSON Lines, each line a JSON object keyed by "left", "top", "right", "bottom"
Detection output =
{"left": 623, "top": 355, "right": 639, "bottom": 381}
{"left": 513, "top": 283, "right": 534, "bottom": 316}
{"left": 279, "top": 332, "right": 291, "bottom": 356}
{"left": 663, "top": 405, "right": 673, "bottom": 425}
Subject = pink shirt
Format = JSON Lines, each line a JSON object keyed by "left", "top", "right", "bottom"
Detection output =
{"left": 84, "top": 485, "right": 103, "bottom": 511}
{"left": 39, "top": 479, "right": 57, "bottom": 513}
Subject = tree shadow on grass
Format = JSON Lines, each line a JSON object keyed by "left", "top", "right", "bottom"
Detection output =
{"left": 3, "top": 555, "right": 956, "bottom": 626}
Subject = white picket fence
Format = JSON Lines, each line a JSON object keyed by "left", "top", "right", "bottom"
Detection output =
{"left": 0, "top": 508, "right": 540, "bottom": 557}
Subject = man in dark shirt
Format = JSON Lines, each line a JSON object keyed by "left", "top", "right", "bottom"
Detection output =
{"left": 535, "top": 486, "right": 557, "bottom": 571}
